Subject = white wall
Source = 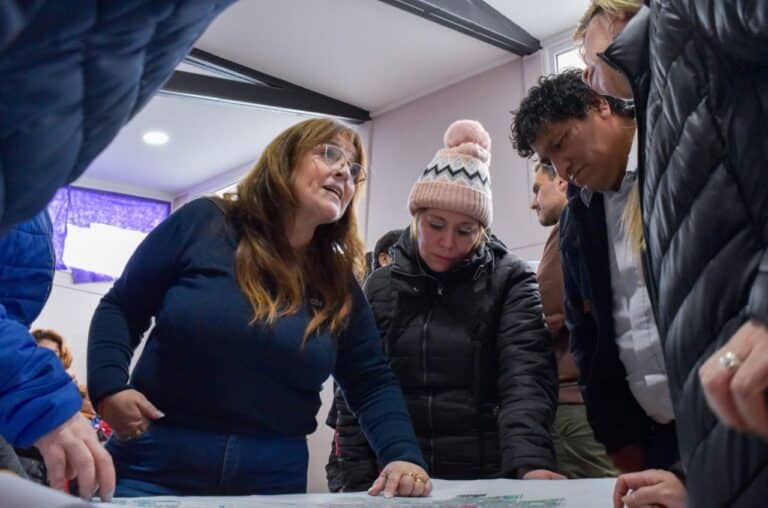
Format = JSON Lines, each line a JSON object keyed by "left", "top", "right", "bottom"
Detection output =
{"left": 365, "top": 52, "right": 550, "bottom": 261}
{"left": 31, "top": 272, "right": 111, "bottom": 384}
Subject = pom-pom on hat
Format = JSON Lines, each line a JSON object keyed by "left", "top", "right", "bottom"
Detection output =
{"left": 408, "top": 119, "right": 493, "bottom": 227}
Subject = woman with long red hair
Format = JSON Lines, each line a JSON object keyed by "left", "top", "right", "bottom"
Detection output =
{"left": 88, "top": 118, "right": 429, "bottom": 497}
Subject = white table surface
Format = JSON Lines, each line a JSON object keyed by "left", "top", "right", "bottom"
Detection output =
{"left": 1, "top": 473, "right": 618, "bottom": 508}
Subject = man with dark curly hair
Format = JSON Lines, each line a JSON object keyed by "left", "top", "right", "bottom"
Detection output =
{"left": 575, "top": 2, "right": 768, "bottom": 507}
{"left": 511, "top": 69, "right": 679, "bottom": 475}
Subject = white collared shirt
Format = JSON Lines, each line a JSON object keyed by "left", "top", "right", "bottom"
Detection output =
{"left": 585, "top": 134, "right": 675, "bottom": 424}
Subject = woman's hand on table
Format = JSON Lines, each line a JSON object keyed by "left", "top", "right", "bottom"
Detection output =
{"left": 367, "top": 461, "right": 432, "bottom": 498}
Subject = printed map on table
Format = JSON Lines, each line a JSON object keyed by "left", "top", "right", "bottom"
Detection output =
{"left": 109, "top": 493, "right": 564, "bottom": 508}
{"left": 315, "top": 493, "right": 564, "bottom": 507}
{"left": 103, "top": 477, "right": 618, "bottom": 508}
{"left": 1, "top": 472, "right": 614, "bottom": 508}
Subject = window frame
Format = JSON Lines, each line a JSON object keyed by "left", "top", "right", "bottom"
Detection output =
{"left": 543, "top": 29, "right": 584, "bottom": 75}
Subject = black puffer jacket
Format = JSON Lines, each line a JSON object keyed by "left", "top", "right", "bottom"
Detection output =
{"left": 603, "top": 3, "right": 768, "bottom": 506}
{"left": 326, "top": 230, "right": 556, "bottom": 490}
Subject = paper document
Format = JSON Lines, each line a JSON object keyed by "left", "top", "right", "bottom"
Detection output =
{"left": 0, "top": 472, "right": 94, "bottom": 508}
{"left": 105, "top": 478, "right": 616, "bottom": 507}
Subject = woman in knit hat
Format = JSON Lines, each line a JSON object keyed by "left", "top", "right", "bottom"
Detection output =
{"left": 327, "top": 120, "right": 561, "bottom": 491}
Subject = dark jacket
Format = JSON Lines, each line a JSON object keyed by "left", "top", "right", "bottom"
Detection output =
{"left": 537, "top": 224, "right": 582, "bottom": 404}
{"left": 0, "top": 0, "right": 234, "bottom": 234}
{"left": 0, "top": 211, "right": 83, "bottom": 447}
{"left": 327, "top": 229, "right": 557, "bottom": 490}
{"left": 559, "top": 185, "right": 671, "bottom": 454}
{"left": 602, "top": 3, "right": 768, "bottom": 506}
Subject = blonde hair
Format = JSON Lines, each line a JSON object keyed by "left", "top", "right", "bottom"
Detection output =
{"left": 224, "top": 118, "right": 366, "bottom": 343}
{"left": 621, "top": 181, "right": 645, "bottom": 253}
{"left": 574, "top": 0, "right": 643, "bottom": 43}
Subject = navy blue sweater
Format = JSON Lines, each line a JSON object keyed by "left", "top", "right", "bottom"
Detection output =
{"left": 88, "top": 198, "right": 425, "bottom": 468}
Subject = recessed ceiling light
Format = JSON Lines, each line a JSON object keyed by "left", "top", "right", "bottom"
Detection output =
{"left": 142, "top": 130, "right": 169, "bottom": 146}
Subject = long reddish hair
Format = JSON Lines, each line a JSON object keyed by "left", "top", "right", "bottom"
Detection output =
{"left": 225, "top": 118, "right": 367, "bottom": 343}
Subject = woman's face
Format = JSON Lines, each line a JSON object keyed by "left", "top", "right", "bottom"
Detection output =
{"left": 291, "top": 135, "right": 359, "bottom": 228}
{"left": 581, "top": 12, "right": 633, "bottom": 100}
{"left": 415, "top": 209, "right": 481, "bottom": 273}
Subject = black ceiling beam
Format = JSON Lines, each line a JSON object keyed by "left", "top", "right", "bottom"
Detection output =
{"left": 160, "top": 49, "right": 370, "bottom": 123}
{"left": 378, "top": 0, "right": 540, "bottom": 55}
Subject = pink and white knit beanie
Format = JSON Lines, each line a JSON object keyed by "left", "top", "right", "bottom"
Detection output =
{"left": 408, "top": 119, "right": 492, "bottom": 227}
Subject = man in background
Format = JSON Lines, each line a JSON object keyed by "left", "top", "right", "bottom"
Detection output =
{"left": 371, "top": 229, "right": 403, "bottom": 272}
{"left": 0, "top": 1, "right": 235, "bottom": 500}
{"left": 530, "top": 162, "right": 616, "bottom": 479}
{"left": 512, "top": 70, "right": 678, "bottom": 474}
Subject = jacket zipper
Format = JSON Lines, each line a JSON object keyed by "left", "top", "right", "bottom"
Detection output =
{"left": 423, "top": 284, "right": 441, "bottom": 472}
{"left": 422, "top": 310, "right": 430, "bottom": 386}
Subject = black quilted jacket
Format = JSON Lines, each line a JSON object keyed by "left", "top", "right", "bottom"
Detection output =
{"left": 603, "top": 3, "right": 768, "bottom": 506}
{"left": 326, "top": 230, "right": 556, "bottom": 490}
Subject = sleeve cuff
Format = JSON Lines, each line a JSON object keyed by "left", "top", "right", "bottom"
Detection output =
{"left": 89, "top": 383, "right": 132, "bottom": 409}
{"left": 668, "top": 461, "right": 686, "bottom": 482}
{"left": 13, "top": 382, "right": 82, "bottom": 447}
{"left": 747, "top": 251, "right": 768, "bottom": 326}
{"left": 378, "top": 442, "right": 427, "bottom": 471}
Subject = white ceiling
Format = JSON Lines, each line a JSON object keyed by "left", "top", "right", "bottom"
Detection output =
{"left": 195, "top": 0, "right": 514, "bottom": 114}
{"left": 81, "top": 0, "right": 588, "bottom": 197}
{"left": 485, "top": 0, "right": 590, "bottom": 42}
{"left": 82, "top": 94, "right": 318, "bottom": 195}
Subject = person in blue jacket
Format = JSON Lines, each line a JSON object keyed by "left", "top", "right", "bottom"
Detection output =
{"left": 88, "top": 118, "right": 431, "bottom": 498}
{"left": 0, "top": 0, "right": 233, "bottom": 500}
{"left": 0, "top": 212, "right": 115, "bottom": 499}
{"left": 0, "top": 0, "right": 234, "bottom": 236}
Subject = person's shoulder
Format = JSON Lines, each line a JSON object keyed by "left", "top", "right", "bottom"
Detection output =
{"left": 497, "top": 251, "right": 531, "bottom": 274}
{"left": 157, "top": 198, "right": 231, "bottom": 243}
{"left": 487, "top": 237, "right": 523, "bottom": 268}
{"left": 559, "top": 199, "right": 584, "bottom": 246}
{"left": 489, "top": 240, "right": 534, "bottom": 280}
{"left": 171, "top": 197, "right": 230, "bottom": 226}
{"left": 176, "top": 197, "right": 226, "bottom": 217}
{"left": 362, "top": 266, "right": 392, "bottom": 299}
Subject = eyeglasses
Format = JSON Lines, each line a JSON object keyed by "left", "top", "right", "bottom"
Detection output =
{"left": 315, "top": 144, "right": 367, "bottom": 184}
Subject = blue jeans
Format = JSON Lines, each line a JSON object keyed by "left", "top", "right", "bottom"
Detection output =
{"left": 106, "top": 422, "right": 308, "bottom": 496}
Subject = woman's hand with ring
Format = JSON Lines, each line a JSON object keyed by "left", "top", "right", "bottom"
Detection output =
{"left": 699, "top": 319, "right": 768, "bottom": 440}
{"left": 367, "top": 461, "right": 431, "bottom": 498}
